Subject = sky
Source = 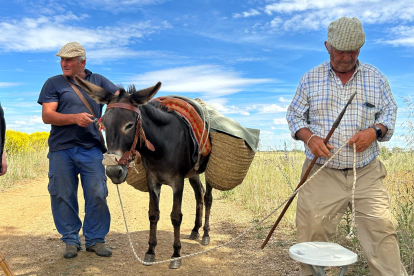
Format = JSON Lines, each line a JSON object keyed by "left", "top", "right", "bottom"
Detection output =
{"left": 1, "top": 0, "right": 414, "bottom": 150}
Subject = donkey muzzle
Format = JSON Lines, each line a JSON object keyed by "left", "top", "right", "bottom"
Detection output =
{"left": 106, "top": 165, "right": 128, "bottom": 184}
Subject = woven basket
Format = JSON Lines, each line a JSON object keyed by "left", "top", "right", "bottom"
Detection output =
{"left": 205, "top": 132, "right": 255, "bottom": 191}
{"left": 125, "top": 162, "right": 149, "bottom": 193}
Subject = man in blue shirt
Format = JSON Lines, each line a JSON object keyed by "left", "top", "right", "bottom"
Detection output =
{"left": 38, "top": 42, "right": 119, "bottom": 259}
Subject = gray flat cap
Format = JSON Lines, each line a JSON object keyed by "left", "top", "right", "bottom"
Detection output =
{"left": 328, "top": 17, "right": 365, "bottom": 51}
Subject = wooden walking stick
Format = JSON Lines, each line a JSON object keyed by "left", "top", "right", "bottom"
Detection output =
{"left": 261, "top": 92, "right": 356, "bottom": 249}
{"left": 0, "top": 252, "right": 15, "bottom": 276}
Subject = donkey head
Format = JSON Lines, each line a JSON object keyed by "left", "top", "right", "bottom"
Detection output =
{"left": 74, "top": 76, "right": 161, "bottom": 184}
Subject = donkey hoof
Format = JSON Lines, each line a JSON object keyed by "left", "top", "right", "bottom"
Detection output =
{"left": 201, "top": 236, "right": 210, "bottom": 246}
{"left": 189, "top": 231, "right": 200, "bottom": 240}
{"left": 169, "top": 258, "right": 182, "bottom": 269}
{"left": 143, "top": 253, "right": 155, "bottom": 265}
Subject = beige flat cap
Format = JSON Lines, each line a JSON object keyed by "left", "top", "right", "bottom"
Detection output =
{"left": 56, "top": 42, "right": 86, "bottom": 58}
{"left": 328, "top": 17, "right": 365, "bottom": 51}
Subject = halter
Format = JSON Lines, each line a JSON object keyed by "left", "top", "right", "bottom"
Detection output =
{"left": 106, "top": 103, "right": 155, "bottom": 166}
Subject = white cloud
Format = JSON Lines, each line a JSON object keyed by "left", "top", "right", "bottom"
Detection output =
{"left": 87, "top": 48, "right": 172, "bottom": 63}
{"left": 81, "top": 0, "right": 169, "bottom": 11}
{"left": 233, "top": 9, "right": 261, "bottom": 19}
{"left": 0, "top": 82, "right": 20, "bottom": 88}
{"left": 381, "top": 25, "right": 414, "bottom": 47}
{"left": 270, "top": 17, "right": 283, "bottom": 28}
{"left": 235, "top": 57, "right": 267, "bottom": 62}
{"left": 279, "top": 97, "right": 291, "bottom": 103}
{"left": 30, "top": 116, "right": 43, "bottom": 124}
{"left": 265, "top": 0, "right": 379, "bottom": 15}
{"left": 261, "top": 0, "right": 414, "bottom": 34}
{"left": 128, "top": 65, "right": 274, "bottom": 97}
{"left": 202, "top": 100, "right": 251, "bottom": 115}
{"left": 273, "top": 118, "right": 288, "bottom": 125}
{"left": 259, "top": 104, "right": 287, "bottom": 113}
{"left": 0, "top": 16, "right": 171, "bottom": 53}
{"left": 208, "top": 101, "right": 230, "bottom": 113}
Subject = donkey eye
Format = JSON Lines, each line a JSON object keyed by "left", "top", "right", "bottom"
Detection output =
{"left": 125, "top": 123, "right": 134, "bottom": 131}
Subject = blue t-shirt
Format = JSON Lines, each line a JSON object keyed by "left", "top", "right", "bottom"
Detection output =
{"left": 38, "top": 69, "right": 118, "bottom": 152}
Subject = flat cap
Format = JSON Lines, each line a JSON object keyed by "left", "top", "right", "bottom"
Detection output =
{"left": 328, "top": 17, "right": 365, "bottom": 51}
{"left": 56, "top": 42, "right": 86, "bottom": 58}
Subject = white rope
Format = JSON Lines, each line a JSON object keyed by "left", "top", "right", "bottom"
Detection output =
{"left": 346, "top": 143, "right": 357, "bottom": 240}
{"left": 117, "top": 140, "right": 352, "bottom": 265}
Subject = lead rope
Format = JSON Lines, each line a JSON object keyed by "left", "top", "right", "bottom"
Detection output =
{"left": 117, "top": 140, "right": 354, "bottom": 265}
{"left": 346, "top": 143, "right": 357, "bottom": 240}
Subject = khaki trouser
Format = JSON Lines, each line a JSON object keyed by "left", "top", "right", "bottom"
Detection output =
{"left": 296, "top": 158, "right": 408, "bottom": 276}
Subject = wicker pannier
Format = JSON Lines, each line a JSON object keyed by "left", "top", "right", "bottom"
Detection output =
{"left": 125, "top": 162, "right": 149, "bottom": 192}
{"left": 205, "top": 132, "right": 255, "bottom": 191}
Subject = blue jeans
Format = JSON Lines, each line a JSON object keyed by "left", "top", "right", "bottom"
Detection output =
{"left": 47, "top": 146, "right": 110, "bottom": 248}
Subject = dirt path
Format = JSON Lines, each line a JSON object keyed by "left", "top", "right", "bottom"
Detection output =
{"left": 0, "top": 177, "right": 299, "bottom": 276}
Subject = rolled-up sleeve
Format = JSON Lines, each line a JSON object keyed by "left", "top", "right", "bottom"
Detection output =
{"left": 375, "top": 76, "right": 397, "bottom": 142}
{"left": 286, "top": 75, "right": 310, "bottom": 140}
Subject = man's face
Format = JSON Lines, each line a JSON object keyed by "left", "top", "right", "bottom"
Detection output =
{"left": 60, "top": 57, "right": 85, "bottom": 77}
{"left": 326, "top": 42, "right": 360, "bottom": 73}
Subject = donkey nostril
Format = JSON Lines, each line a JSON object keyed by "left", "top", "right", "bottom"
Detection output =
{"left": 116, "top": 167, "right": 123, "bottom": 178}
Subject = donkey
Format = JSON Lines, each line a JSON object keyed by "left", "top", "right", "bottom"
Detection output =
{"left": 74, "top": 77, "right": 213, "bottom": 269}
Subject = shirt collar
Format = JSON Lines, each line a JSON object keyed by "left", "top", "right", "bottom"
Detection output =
{"left": 328, "top": 60, "right": 361, "bottom": 78}
{"left": 84, "top": 69, "right": 92, "bottom": 77}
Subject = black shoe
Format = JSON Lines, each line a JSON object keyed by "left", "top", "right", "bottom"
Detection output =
{"left": 86, "top": 242, "right": 112, "bottom": 257}
{"left": 64, "top": 244, "right": 81, "bottom": 259}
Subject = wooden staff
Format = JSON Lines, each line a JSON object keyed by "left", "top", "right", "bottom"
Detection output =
{"left": 0, "top": 252, "right": 15, "bottom": 276}
{"left": 261, "top": 92, "right": 357, "bottom": 249}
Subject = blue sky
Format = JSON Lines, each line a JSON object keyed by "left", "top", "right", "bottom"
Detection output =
{"left": 1, "top": 0, "right": 414, "bottom": 150}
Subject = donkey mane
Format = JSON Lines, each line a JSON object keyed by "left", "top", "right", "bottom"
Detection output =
{"left": 115, "top": 84, "right": 142, "bottom": 100}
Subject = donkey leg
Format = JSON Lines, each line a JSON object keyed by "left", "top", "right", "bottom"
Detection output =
{"left": 188, "top": 175, "right": 205, "bottom": 240}
{"left": 169, "top": 179, "right": 184, "bottom": 269}
{"left": 202, "top": 181, "right": 213, "bottom": 246}
{"left": 144, "top": 179, "right": 161, "bottom": 265}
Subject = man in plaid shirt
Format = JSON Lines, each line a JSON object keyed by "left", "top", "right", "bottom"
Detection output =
{"left": 286, "top": 17, "right": 407, "bottom": 276}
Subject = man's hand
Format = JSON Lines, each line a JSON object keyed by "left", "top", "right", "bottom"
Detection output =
{"left": 348, "top": 128, "right": 376, "bottom": 152}
{"left": 308, "top": 135, "right": 334, "bottom": 158}
{"left": 0, "top": 152, "right": 7, "bottom": 176}
{"left": 74, "top": 112, "right": 94, "bottom": 127}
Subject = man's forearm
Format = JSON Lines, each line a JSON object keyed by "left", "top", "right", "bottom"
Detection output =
{"left": 295, "top": 128, "right": 313, "bottom": 144}
{"left": 42, "top": 111, "right": 78, "bottom": 126}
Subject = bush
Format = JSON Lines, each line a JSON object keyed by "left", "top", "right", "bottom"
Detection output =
{"left": 4, "top": 130, "right": 48, "bottom": 154}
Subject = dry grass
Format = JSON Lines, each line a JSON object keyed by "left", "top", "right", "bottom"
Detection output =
{"left": 0, "top": 134, "right": 49, "bottom": 190}
{"left": 219, "top": 147, "right": 414, "bottom": 275}
{"left": 0, "top": 151, "right": 49, "bottom": 190}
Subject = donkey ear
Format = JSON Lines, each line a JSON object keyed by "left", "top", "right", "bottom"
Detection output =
{"left": 130, "top": 82, "right": 162, "bottom": 105}
{"left": 74, "top": 75, "right": 115, "bottom": 104}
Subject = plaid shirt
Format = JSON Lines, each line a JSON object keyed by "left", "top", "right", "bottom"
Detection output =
{"left": 286, "top": 60, "right": 397, "bottom": 169}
